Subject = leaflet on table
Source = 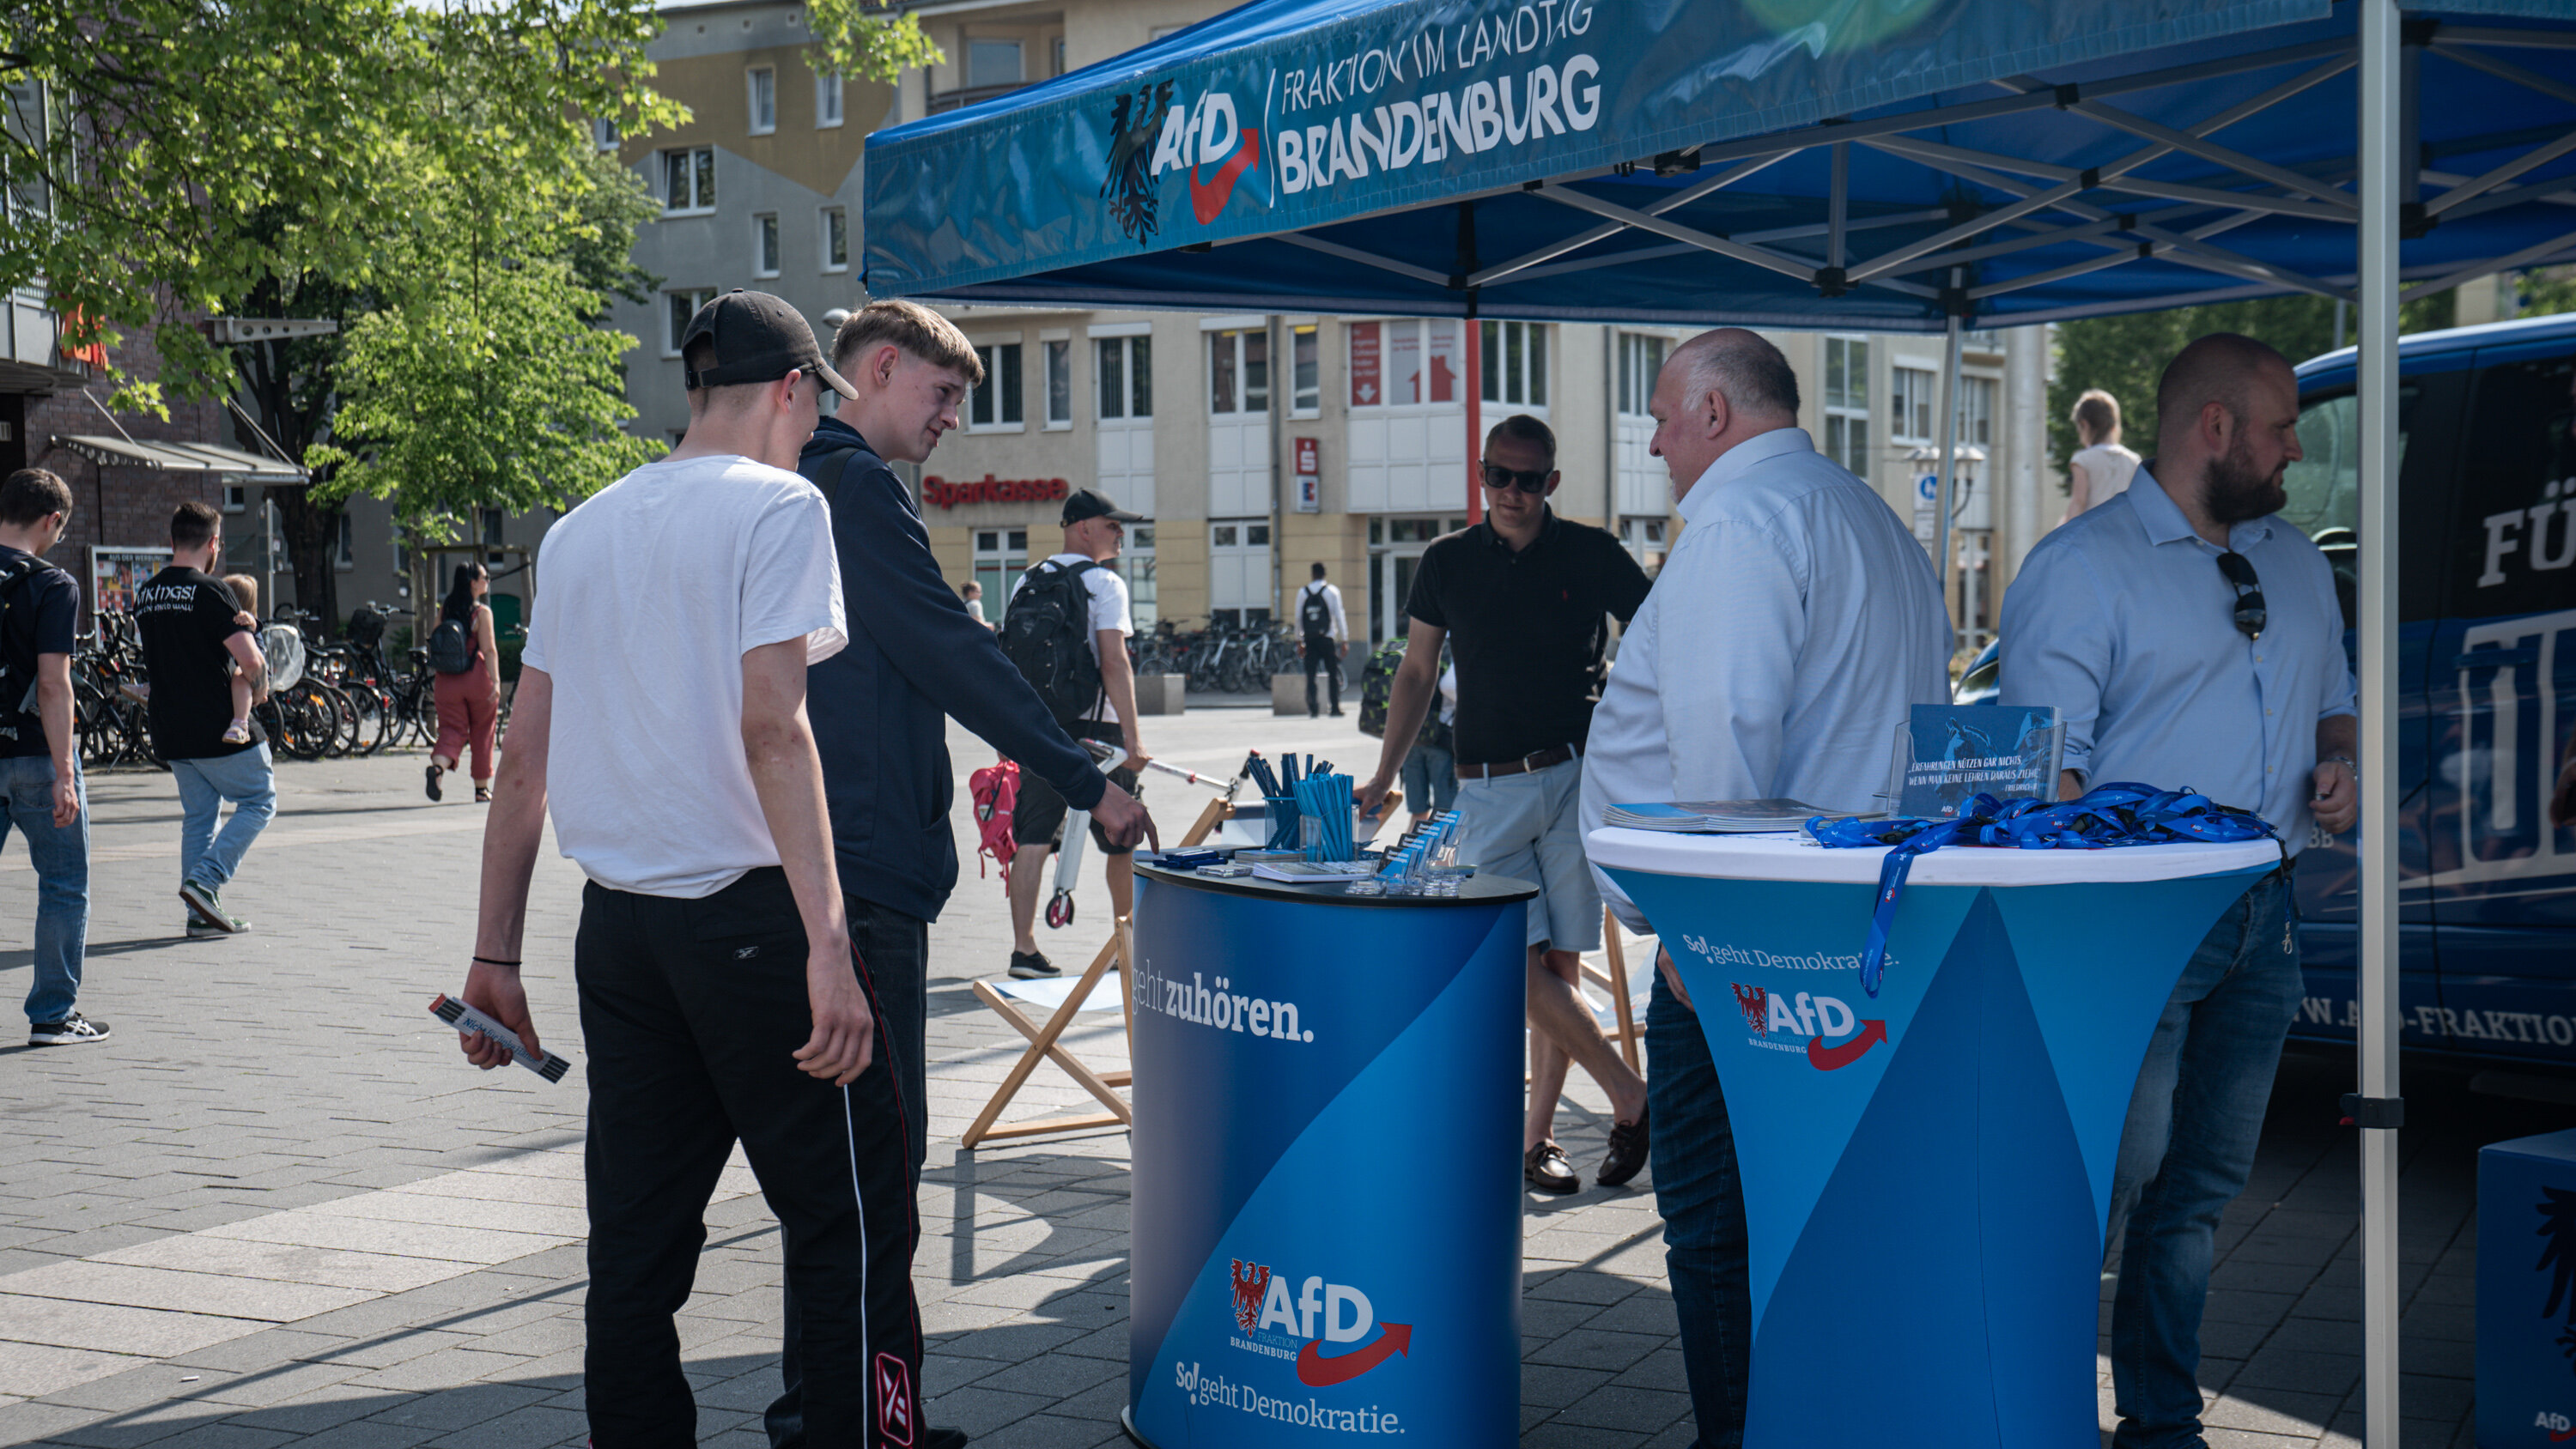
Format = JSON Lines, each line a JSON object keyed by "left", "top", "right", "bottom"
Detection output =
{"left": 1603, "top": 799, "right": 1831, "bottom": 833}
{"left": 1894, "top": 704, "right": 2064, "bottom": 819}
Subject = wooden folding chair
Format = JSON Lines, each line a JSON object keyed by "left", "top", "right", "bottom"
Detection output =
{"left": 960, "top": 793, "right": 1232, "bottom": 1149}
{"left": 1587, "top": 905, "right": 1645, "bottom": 1070}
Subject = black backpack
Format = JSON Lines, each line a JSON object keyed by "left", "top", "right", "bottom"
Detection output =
{"left": 427, "top": 611, "right": 475, "bottom": 674}
{"left": 1298, "top": 584, "right": 1332, "bottom": 636}
{"left": 1356, "top": 637, "right": 1408, "bottom": 738}
{"left": 0, "top": 555, "right": 47, "bottom": 722}
{"left": 998, "top": 560, "right": 1104, "bottom": 724}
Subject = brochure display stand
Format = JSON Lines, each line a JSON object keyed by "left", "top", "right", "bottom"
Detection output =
{"left": 1122, "top": 863, "right": 1537, "bottom": 1449}
{"left": 1589, "top": 828, "right": 2279, "bottom": 1449}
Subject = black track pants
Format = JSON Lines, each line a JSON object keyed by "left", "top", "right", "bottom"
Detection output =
{"left": 577, "top": 868, "right": 920, "bottom": 1449}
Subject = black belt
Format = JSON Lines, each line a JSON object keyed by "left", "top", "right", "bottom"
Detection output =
{"left": 1455, "top": 744, "right": 1577, "bottom": 781}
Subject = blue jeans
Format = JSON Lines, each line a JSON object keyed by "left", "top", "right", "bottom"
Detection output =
{"left": 1645, "top": 969, "right": 1751, "bottom": 1449}
{"left": 171, "top": 744, "right": 276, "bottom": 893}
{"left": 2106, "top": 867, "right": 2303, "bottom": 1449}
{"left": 1400, "top": 740, "right": 1456, "bottom": 816}
{"left": 0, "top": 755, "right": 88, "bottom": 1024}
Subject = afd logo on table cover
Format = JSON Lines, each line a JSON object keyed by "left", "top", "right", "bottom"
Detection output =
{"left": 1729, "top": 981, "right": 1886, "bottom": 1070}
{"left": 1224, "top": 1258, "right": 1413, "bottom": 1387}
{"left": 2539, "top": 1410, "right": 2576, "bottom": 1441}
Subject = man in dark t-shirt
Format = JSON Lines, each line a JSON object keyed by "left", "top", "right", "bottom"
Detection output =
{"left": 0, "top": 469, "right": 103, "bottom": 1045}
{"left": 135, "top": 500, "right": 271, "bottom": 936}
{"left": 1359, "top": 414, "right": 1656, "bottom": 1197}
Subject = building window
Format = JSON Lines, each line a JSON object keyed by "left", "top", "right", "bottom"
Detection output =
{"left": 1097, "top": 335, "right": 1151, "bottom": 420}
{"left": 1120, "top": 524, "right": 1157, "bottom": 629}
{"left": 816, "top": 72, "right": 844, "bottom": 128}
{"left": 1823, "top": 336, "right": 1870, "bottom": 476}
{"left": 481, "top": 508, "right": 506, "bottom": 550}
{"left": 747, "top": 67, "right": 777, "bottom": 134}
{"left": 664, "top": 288, "right": 715, "bottom": 356}
{"left": 1620, "top": 517, "right": 1668, "bottom": 571}
{"left": 1346, "top": 319, "right": 1461, "bottom": 409}
{"left": 662, "top": 146, "right": 715, "bottom": 213}
{"left": 753, "top": 213, "right": 781, "bottom": 277}
{"left": 222, "top": 485, "right": 247, "bottom": 514}
{"left": 968, "top": 39, "right": 1023, "bottom": 88}
{"left": 1479, "top": 320, "right": 1547, "bottom": 409}
{"left": 1954, "top": 375, "right": 1997, "bottom": 448}
{"left": 1291, "top": 324, "right": 1319, "bottom": 415}
{"left": 969, "top": 343, "right": 1024, "bottom": 429}
{"left": 1044, "top": 339, "right": 1072, "bottom": 427}
{"left": 1209, "top": 328, "right": 1267, "bottom": 415}
{"left": 973, "top": 528, "right": 1029, "bottom": 610}
{"left": 821, "top": 207, "right": 848, "bottom": 271}
{"left": 335, "top": 512, "right": 355, "bottom": 570}
{"left": 1616, "top": 333, "right": 1667, "bottom": 417}
{"left": 592, "top": 118, "right": 619, "bottom": 151}
{"left": 1890, "top": 366, "right": 1937, "bottom": 444}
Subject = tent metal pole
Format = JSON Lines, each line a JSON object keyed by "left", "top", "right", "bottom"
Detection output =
{"left": 1933, "top": 299, "right": 1963, "bottom": 622}
{"left": 2356, "top": 1, "right": 2404, "bottom": 1446}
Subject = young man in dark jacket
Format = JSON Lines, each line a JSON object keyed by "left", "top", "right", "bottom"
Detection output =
{"left": 783, "top": 299, "right": 1154, "bottom": 1446}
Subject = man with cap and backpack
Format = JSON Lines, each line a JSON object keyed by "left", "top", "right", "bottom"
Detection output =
{"left": 999, "top": 488, "right": 1152, "bottom": 980}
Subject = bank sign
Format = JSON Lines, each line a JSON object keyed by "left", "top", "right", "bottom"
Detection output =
{"left": 862, "top": 0, "right": 2299, "bottom": 299}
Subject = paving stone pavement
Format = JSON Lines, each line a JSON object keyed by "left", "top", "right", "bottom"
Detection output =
{"left": 0, "top": 711, "right": 2561, "bottom": 1447}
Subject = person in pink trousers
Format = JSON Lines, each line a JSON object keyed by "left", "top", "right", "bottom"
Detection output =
{"left": 427, "top": 562, "right": 501, "bottom": 803}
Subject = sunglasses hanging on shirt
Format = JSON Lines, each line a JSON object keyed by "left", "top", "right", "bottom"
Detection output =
{"left": 2216, "top": 550, "right": 2267, "bottom": 640}
{"left": 1479, "top": 462, "right": 1551, "bottom": 494}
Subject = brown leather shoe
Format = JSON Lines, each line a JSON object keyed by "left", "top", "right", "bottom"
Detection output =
{"left": 1597, "top": 1106, "right": 1651, "bottom": 1188}
{"left": 1525, "top": 1141, "right": 1580, "bottom": 1194}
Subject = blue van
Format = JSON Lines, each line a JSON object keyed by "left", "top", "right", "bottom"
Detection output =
{"left": 2274, "top": 314, "right": 2576, "bottom": 1065}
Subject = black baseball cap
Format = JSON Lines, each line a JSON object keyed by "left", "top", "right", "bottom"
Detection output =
{"left": 1062, "top": 488, "right": 1148, "bottom": 525}
{"left": 679, "top": 289, "right": 856, "bottom": 399}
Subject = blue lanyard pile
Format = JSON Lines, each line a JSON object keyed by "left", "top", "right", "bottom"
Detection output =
{"left": 1806, "top": 783, "right": 2281, "bottom": 997}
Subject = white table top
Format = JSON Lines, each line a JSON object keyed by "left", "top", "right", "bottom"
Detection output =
{"left": 1585, "top": 827, "right": 2281, "bottom": 888}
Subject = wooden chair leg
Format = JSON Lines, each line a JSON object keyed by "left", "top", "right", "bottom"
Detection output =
{"left": 961, "top": 931, "right": 1125, "bottom": 1149}
{"left": 1603, "top": 906, "right": 1641, "bottom": 1071}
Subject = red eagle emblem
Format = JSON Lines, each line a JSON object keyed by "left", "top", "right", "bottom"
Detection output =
{"left": 1231, "top": 1260, "right": 1271, "bottom": 1333}
{"left": 1732, "top": 982, "right": 1768, "bottom": 1034}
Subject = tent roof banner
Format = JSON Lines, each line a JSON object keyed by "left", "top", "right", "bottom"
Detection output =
{"left": 865, "top": 0, "right": 2576, "bottom": 330}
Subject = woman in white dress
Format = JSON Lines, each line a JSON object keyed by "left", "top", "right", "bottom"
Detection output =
{"left": 2062, "top": 386, "right": 2142, "bottom": 524}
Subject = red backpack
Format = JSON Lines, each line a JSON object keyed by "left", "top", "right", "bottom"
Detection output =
{"left": 969, "top": 758, "right": 1022, "bottom": 883}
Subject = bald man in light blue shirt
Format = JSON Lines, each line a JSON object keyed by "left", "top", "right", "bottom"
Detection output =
{"left": 2001, "top": 333, "right": 2358, "bottom": 1449}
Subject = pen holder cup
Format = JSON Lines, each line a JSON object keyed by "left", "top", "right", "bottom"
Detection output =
{"left": 1264, "top": 797, "right": 1301, "bottom": 851}
{"left": 1300, "top": 814, "right": 1325, "bottom": 861}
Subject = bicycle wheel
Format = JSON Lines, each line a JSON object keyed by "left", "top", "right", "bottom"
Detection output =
{"left": 320, "top": 682, "right": 361, "bottom": 757}
{"left": 274, "top": 688, "right": 327, "bottom": 761}
{"left": 346, "top": 682, "right": 391, "bottom": 756}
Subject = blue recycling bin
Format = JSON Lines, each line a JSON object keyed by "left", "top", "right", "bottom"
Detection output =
{"left": 1122, "top": 862, "right": 1537, "bottom": 1449}
{"left": 1591, "top": 827, "right": 2278, "bottom": 1449}
{"left": 2479, "top": 1128, "right": 2576, "bottom": 1446}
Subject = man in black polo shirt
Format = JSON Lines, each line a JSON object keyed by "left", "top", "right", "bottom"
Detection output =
{"left": 1359, "top": 414, "right": 1654, "bottom": 1195}
{"left": 136, "top": 501, "right": 271, "bottom": 937}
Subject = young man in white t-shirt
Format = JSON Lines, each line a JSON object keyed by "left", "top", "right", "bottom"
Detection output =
{"left": 456, "top": 290, "right": 933, "bottom": 1449}
{"left": 1002, "top": 488, "right": 1150, "bottom": 979}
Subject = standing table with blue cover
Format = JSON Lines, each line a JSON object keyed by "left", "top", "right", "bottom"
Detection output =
{"left": 1122, "top": 862, "right": 1537, "bottom": 1449}
{"left": 1589, "top": 828, "right": 2280, "bottom": 1448}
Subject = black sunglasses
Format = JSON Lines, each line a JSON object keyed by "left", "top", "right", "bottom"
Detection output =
{"left": 1479, "top": 462, "right": 1552, "bottom": 494}
{"left": 2216, "top": 550, "right": 2266, "bottom": 640}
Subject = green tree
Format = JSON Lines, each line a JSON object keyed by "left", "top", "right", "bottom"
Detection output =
{"left": 802, "top": 0, "right": 942, "bottom": 86}
{"left": 2047, "top": 290, "right": 2457, "bottom": 488}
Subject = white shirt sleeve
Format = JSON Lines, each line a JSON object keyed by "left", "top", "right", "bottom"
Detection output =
{"left": 741, "top": 485, "right": 848, "bottom": 664}
{"left": 1088, "top": 566, "right": 1133, "bottom": 638}
{"left": 1327, "top": 584, "right": 1348, "bottom": 643}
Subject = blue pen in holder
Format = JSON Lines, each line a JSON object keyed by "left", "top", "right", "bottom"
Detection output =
{"left": 1263, "top": 797, "right": 1301, "bottom": 851}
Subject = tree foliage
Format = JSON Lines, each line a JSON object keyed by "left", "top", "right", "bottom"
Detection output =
{"left": 0, "top": 0, "right": 681, "bottom": 410}
{"left": 803, "top": 0, "right": 942, "bottom": 87}
{"left": 2047, "top": 291, "right": 2458, "bottom": 488}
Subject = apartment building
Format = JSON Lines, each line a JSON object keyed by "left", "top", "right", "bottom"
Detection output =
{"left": 592, "top": 0, "right": 2061, "bottom": 653}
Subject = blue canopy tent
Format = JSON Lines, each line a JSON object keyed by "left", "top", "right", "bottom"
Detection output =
{"left": 866, "top": 2, "right": 2576, "bottom": 1440}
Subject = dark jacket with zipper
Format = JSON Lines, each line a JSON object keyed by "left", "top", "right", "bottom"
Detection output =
{"left": 799, "top": 417, "right": 1107, "bottom": 921}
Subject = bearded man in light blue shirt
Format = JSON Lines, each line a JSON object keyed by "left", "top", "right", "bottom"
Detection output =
{"left": 1580, "top": 329, "right": 1952, "bottom": 1449}
{"left": 2001, "top": 333, "right": 2360, "bottom": 1449}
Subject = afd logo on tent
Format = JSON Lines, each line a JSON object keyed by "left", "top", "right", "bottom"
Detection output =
{"left": 1101, "top": 79, "right": 1262, "bottom": 246}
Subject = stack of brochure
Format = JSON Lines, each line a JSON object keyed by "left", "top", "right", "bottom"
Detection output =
{"left": 1603, "top": 799, "right": 1829, "bottom": 834}
{"left": 1251, "top": 859, "right": 1381, "bottom": 883}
